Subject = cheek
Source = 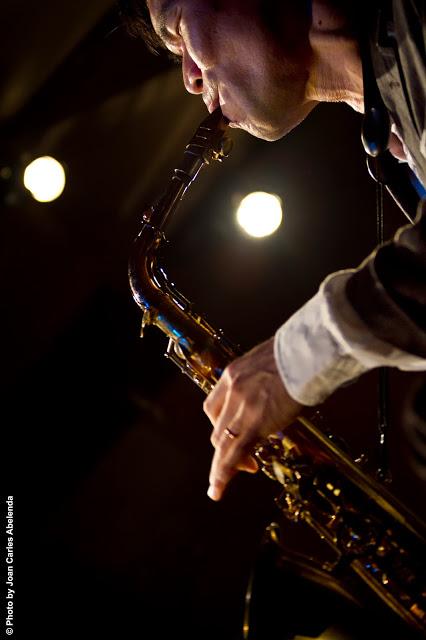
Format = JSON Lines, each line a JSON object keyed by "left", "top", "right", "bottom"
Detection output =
{"left": 186, "top": 8, "right": 258, "bottom": 71}
{"left": 181, "top": 10, "right": 219, "bottom": 70}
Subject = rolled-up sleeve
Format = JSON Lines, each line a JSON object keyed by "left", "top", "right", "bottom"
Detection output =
{"left": 346, "top": 199, "right": 426, "bottom": 356}
{"left": 274, "top": 200, "right": 426, "bottom": 406}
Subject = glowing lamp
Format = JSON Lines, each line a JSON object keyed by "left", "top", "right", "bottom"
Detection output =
{"left": 23, "top": 156, "right": 66, "bottom": 203}
{"left": 236, "top": 191, "right": 282, "bottom": 238}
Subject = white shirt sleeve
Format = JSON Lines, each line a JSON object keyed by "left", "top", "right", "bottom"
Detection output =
{"left": 274, "top": 269, "right": 426, "bottom": 406}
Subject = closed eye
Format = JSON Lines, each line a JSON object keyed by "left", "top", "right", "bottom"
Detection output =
{"left": 158, "top": 8, "right": 182, "bottom": 49}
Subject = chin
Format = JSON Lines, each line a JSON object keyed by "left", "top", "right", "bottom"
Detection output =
{"left": 237, "top": 118, "right": 295, "bottom": 142}
{"left": 241, "top": 102, "right": 318, "bottom": 141}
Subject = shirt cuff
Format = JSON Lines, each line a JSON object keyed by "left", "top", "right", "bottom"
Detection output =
{"left": 274, "top": 270, "right": 426, "bottom": 406}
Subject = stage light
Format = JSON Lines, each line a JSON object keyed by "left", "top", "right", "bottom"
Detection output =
{"left": 23, "top": 156, "right": 66, "bottom": 203}
{"left": 236, "top": 191, "right": 282, "bottom": 238}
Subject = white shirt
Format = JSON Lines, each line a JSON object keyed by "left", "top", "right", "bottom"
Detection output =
{"left": 274, "top": 269, "right": 426, "bottom": 406}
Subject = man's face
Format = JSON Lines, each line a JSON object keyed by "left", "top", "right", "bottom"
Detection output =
{"left": 147, "top": 0, "right": 317, "bottom": 140}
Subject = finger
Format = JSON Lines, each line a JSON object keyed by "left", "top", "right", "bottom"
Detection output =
{"left": 203, "top": 374, "right": 228, "bottom": 425}
{"left": 207, "top": 444, "right": 238, "bottom": 501}
{"left": 210, "top": 387, "right": 244, "bottom": 448}
{"left": 208, "top": 428, "right": 256, "bottom": 501}
{"left": 208, "top": 388, "right": 263, "bottom": 500}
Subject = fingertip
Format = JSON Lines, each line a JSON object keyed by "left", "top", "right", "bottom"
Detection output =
{"left": 245, "top": 464, "right": 259, "bottom": 474}
{"left": 237, "top": 465, "right": 259, "bottom": 474}
{"left": 247, "top": 458, "right": 259, "bottom": 473}
{"left": 207, "top": 484, "right": 222, "bottom": 501}
{"left": 237, "top": 455, "right": 259, "bottom": 474}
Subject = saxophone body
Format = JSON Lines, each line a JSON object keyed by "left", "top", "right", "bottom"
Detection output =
{"left": 128, "top": 108, "right": 426, "bottom": 637}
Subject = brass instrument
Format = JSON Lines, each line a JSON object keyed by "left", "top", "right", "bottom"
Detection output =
{"left": 128, "top": 108, "right": 426, "bottom": 637}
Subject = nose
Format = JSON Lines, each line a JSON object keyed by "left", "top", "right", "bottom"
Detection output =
{"left": 182, "top": 46, "right": 203, "bottom": 95}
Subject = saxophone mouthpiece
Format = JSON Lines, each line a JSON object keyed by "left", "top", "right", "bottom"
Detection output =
{"left": 203, "top": 106, "right": 229, "bottom": 129}
{"left": 215, "top": 107, "right": 229, "bottom": 125}
{"left": 186, "top": 107, "right": 232, "bottom": 165}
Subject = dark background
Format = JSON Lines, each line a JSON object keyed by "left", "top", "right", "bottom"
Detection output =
{"left": 0, "top": 2, "right": 424, "bottom": 639}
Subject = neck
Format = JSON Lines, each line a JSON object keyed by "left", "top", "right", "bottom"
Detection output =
{"left": 306, "top": 0, "right": 364, "bottom": 113}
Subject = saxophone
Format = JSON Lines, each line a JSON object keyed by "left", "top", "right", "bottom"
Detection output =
{"left": 128, "top": 108, "right": 426, "bottom": 637}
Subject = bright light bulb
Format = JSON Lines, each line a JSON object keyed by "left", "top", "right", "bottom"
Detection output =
{"left": 236, "top": 191, "right": 282, "bottom": 238}
{"left": 23, "top": 156, "right": 66, "bottom": 203}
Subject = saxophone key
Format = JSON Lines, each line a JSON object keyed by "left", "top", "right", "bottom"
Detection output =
{"left": 140, "top": 309, "right": 153, "bottom": 337}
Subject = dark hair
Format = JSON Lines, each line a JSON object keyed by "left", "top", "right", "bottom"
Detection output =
{"left": 118, "top": 0, "right": 166, "bottom": 55}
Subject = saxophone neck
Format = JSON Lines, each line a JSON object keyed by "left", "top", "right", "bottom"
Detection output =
{"left": 145, "top": 107, "right": 232, "bottom": 231}
{"left": 128, "top": 106, "right": 235, "bottom": 391}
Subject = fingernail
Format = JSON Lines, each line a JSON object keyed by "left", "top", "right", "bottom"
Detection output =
{"left": 207, "top": 484, "right": 220, "bottom": 501}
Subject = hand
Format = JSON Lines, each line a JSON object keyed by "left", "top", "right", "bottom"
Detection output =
{"left": 203, "top": 336, "right": 303, "bottom": 501}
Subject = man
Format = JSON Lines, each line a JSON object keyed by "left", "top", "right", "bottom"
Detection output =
{"left": 122, "top": 1, "right": 426, "bottom": 501}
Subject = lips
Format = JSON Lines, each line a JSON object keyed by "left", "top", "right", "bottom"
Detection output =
{"left": 204, "top": 91, "right": 236, "bottom": 125}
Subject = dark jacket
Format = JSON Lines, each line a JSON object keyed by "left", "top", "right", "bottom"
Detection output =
{"left": 347, "top": 0, "right": 426, "bottom": 475}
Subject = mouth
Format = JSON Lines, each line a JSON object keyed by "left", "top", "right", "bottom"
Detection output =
{"left": 205, "top": 92, "right": 238, "bottom": 126}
